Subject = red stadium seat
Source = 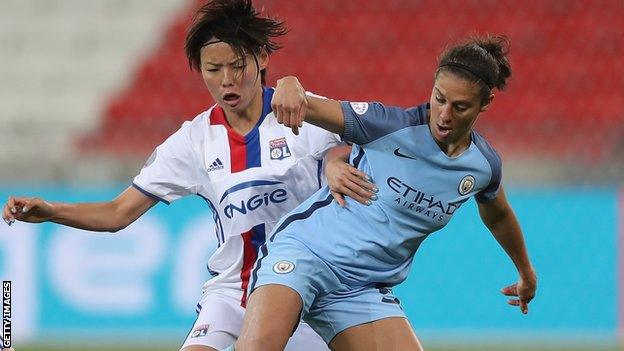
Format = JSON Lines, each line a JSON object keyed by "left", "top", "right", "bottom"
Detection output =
{"left": 79, "top": 0, "right": 624, "bottom": 164}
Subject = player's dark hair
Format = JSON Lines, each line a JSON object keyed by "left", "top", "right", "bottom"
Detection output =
{"left": 185, "top": 0, "right": 287, "bottom": 85}
{"left": 436, "top": 35, "right": 512, "bottom": 104}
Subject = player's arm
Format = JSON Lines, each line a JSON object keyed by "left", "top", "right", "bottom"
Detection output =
{"left": 272, "top": 76, "right": 345, "bottom": 135}
{"left": 324, "top": 144, "right": 378, "bottom": 207}
{"left": 2, "top": 186, "right": 157, "bottom": 232}
{"left": 477, "top": 186, "right": 537, "bottom": 314}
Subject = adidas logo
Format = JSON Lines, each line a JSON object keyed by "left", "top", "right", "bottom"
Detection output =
{"left": 207, "top": 158, "right": 224, "bottom": 172}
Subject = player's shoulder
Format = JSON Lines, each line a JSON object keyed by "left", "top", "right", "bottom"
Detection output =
{"left": 471, "top": 130, "right": 502, "bottom": 170}
{"left": 162, "top": 106, "right": 217, "bottom": 150}
{"left": 403, "top": 102, "right": 429, "bottom": 126}
{"left": 346, "top": 101, "right": 429, "bottom": 126}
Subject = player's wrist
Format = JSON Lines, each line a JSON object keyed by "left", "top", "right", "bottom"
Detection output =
{"left": 519, "top": 267, "right": 537, "bottom": 284}
{"left": 47, "top": 201, "right": 63, "bottom": 222}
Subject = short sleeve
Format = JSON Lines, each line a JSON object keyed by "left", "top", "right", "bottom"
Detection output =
{"left": 341, "top": 101, "right": 427, "bottom": 145}
{"left": 308, "top": 126, "right": 342, "bottom": 160}
{"left": 473, "top": 132, "right": 502, "bottom": 203}
{"left": 302, "top": 91, "right": 343, "bottom": 159}
{"left": 132, "top": 121, "right": 200, "bottom": 204}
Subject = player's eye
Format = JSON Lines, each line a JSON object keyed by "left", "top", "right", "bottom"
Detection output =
{"left": 455, "top": 105, "right": 468, "bottom": 112}
{"left": 435, "top": 95, "right": 445, "bottom": 104}
{"left": 205, "top": 68, "right": 219, "bottom": 73}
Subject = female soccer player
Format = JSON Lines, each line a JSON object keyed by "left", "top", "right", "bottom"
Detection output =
{"left": 1, "top": 1, "right": 376, "bottom": 350}
{"left": 232, "top": 35, "right": 538, "bottom": 351}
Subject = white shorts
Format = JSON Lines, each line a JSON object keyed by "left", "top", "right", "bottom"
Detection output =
{"left": 180, "top": 291, "right": 329, "bottom": 350}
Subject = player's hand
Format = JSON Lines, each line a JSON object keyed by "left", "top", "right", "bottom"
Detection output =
{"left": 2, "top": 196, "right": 55, "bottom": 226}
{"left": 326, "top": 158, "right": 378, "bottom": 207}
{"left": 501, "top": 273, "right": 537, "bottom": 314}
{"left": 272, "top": 76, "right": 307, "bottom": 135}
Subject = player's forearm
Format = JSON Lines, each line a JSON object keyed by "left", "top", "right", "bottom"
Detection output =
{"left": 51, "top": 201, "right": 130, "bottom": 232}
{"left": 274, "top": 76, "right": 345, "bottom": 135}
{"left": 48, "top": 187, "right": 155, "bottom": 232}
{"left": 487, "top": 210, "right": 535, "bottom": 280}
{"left": 304, "top": 95, "right": 345, "bottom": 135}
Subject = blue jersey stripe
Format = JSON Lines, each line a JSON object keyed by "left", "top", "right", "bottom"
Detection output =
{"left": 249, "top": 243, "right": 269, "bottom": 294}
{"left": 317, "top": 159, "right": 323, "bottom": 189}
{"left": 219, "top": 180, "right": 283, "bottom": 204}
{"left": 471, "top": 130, "right": 502, "bottom": 203}
{"left": 251, "top": 223, "right": 266, "bottom": 253}
{"left": 132, "top": 183, "right": 170, "bottom": 205}
{"left": 245, "top": 132, "right": 261, "bottom": 169}
{"left": 244, "top": 87, "right": 275, "bottom": 170}
{"left": 270, "top": 194, "right": 334, "bottom": 241}
{"left": 352, "top": 147, "right": 365, "bottom": 168}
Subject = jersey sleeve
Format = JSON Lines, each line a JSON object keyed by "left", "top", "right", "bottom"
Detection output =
{"left": 307, "top": 127, "right": 342, "bottom": 160}
{"left": 473, "top": 133, "right": 503, "bottom": 203}
{"left": 340, "top": 101, "right": 427, "bottom": 145}
{"left": 303, "top": 91, "right": 343, "bottom": 159}
{"left": 132, "top": 121, "right": 200, "bottom": 204}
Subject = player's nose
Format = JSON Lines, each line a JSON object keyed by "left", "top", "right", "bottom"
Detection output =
{"left": 439, "top": 104, "right": 453, "bottom": 121}
{"left": 221, "top": 68, "right": 235, "bottom": 87}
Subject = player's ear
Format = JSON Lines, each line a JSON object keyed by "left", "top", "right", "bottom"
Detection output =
{"left": 480, "top": 93, "right": 495, "bottom": 112}
{"left": 258, "top": 46, "right": 269, "bottom": 70}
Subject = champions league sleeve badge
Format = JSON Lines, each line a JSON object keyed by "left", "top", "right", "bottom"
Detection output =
{"left": 269, "top": 137, "right": 291, "bottom": 160}
{"left": 349, "top": 102, "right": 369, "bottom": 115}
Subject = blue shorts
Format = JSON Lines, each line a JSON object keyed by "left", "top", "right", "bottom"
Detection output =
{"left": 249, "top": 238, "right": 406, "bottom": 344}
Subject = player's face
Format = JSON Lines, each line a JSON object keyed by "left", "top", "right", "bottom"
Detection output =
{"left": 200, "top": 40, "right": 268, "bottom": 115}
{"left": 429, "top": 72, "right": 492, "bottom": 146}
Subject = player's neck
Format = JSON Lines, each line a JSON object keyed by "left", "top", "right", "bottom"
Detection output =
{"left": 223, "top": 86, "right": 264, "bottom": 136}
{"left": 437, "top": 133, "right": 471, "bottom": 158}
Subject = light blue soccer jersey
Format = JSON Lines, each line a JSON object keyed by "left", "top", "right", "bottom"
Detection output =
{"left": 256, "top": 101, "right": 502, "bottom": 289}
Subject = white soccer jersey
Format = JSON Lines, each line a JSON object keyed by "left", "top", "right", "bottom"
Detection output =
{"left": 133, "top": 87, "right": 340, "bottom": 305}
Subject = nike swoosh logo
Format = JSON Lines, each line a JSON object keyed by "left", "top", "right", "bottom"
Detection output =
{"left": 393, "top": 148, "right": 417, "bottom": 160}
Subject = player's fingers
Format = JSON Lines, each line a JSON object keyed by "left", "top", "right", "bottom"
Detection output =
{"left": 271, "top": 100, "right": 282, "bottom": 123}
{"left": 21, "top": 198, "right": 37, "bottom": 213}
{"left": 298, "top": 98, "right": 307, "bottom": 125}
{"left": 348, "top": 166, "right": 369, "bottom": 179}
{"left": 501, "top": 284, "right": 518, "bottom": 296}
{"left": 331, "top": 190, "right": 347, "bottom": 207}
{"left": 290, "top": 106, "right": 300, "bottom": 127}
{"left": 4, "top": 197, "right": 24, "bottom": 225}
{"left": 349, "top": 173, "right": 377, "bottom": 193}
{"left": 7, "top": 196, "right": 18, "bottom": 214}
{"left": 338, "top": 183, "right": 373, "bottom": 206}
{"left": 278, "top": 104, "right": 289, "bottom": 126}
{"left": 278, "top": 104, "right": 287, "bottom": 125}
{"left": 271, "top": 92, "right": 287, "bottom": 125}
{"left": 344, "top": 179, "right": 376, "bottom": 201}
{"left": 2, "top": 205, "right": 14, "bottom": 226}
{"left": 520, "top": 299, "right": 529, "bottom": 314}
{"left": 507, "top": 299, "right": 520, "bottom": 306}
{"left": 347, "top": 168, "right": 377, "bottom": 192}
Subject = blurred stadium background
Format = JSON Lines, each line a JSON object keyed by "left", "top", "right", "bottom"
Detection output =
{"left": 0, "top": 0, "right": 622, "bottom": 350}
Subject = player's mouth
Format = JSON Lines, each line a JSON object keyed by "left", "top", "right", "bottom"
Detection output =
{"left": 436, "top": 124, "right": 452, "bottom": 138}
{"left": 222, "top": 93, "right": 241, "bottom": 107}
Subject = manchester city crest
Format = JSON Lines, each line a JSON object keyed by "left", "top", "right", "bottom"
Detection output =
{"left": 273, "top": 260, "right": 295, "bottom": 274}
{"left": 458, "top": 175, "right": 475, "bottom": 195}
